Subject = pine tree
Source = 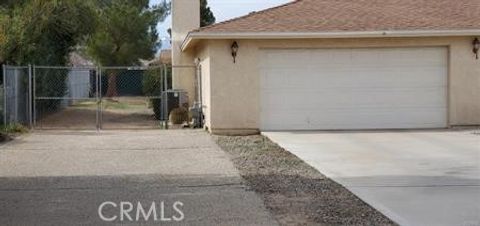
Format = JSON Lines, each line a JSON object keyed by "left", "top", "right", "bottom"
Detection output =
{"left": 200, "top": 0, "right": 215, "bottom": 27}
{"left": 86, "top": 0, "right": 170, "bottom": 97}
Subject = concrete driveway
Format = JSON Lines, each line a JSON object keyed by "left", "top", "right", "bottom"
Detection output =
{"left": 264, "top": 130, "right": 480, "bottom": 226}
{"left": 0, "top": 130, "right": 277, "bottom": 225}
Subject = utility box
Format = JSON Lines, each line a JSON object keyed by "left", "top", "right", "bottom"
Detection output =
{"left": 161, "top": 89, "right": 188, "bottom": 121}
{"left": 189, "top": 102, "right": 203, "bottom": 128}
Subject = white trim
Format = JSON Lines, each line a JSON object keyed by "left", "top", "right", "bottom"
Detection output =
{"left": 181, "top": 30, "right": 480, "bottom": 50}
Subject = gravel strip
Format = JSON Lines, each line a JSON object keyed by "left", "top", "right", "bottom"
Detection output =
{"left": 213, "top": 135, "right": 397, "bottom": 226}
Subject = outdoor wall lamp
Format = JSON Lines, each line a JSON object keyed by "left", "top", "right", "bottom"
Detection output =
{"left": 473, "top": 38, "right": 480, "bottom": 59}
{"left": 231, "top": 41, "right": 239, "bottom": 63}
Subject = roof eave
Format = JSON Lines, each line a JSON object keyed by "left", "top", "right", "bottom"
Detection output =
{"left": 181, "top": 29, "right": 480, "bottom": 51}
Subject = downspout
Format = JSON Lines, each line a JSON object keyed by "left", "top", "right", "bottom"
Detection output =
{"left": 195, "top": 58, "right": 203, "bottom": 128}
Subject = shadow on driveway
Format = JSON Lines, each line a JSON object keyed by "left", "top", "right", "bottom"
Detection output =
{"left": 0, "top": 130, "right": 278, "bottom": 225}
{"left": 0, "top": 174, "right": 275, "bottom": 225}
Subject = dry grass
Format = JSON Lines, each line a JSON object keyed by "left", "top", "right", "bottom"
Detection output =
{"left": 36, "top": 97, "right": 162, "bottom": 129}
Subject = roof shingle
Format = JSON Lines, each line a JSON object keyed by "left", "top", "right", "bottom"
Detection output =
{"left": 195, "top": 0, "right": 480, "bottom": 33}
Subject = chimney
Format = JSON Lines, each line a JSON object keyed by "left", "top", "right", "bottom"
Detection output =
{"left": 171, "top": 0, "right": 200, "bottom": 103}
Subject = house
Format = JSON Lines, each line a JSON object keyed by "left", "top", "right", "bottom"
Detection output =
{"left": 172, "top": 0, "right": 480, "bottom": 135}
{"left": 159, "top": 49, "right": 172, "bottom": 65}
{"left": 146, "top": 49, "right": 173, "bottom": 66}
{"left": 64, "top": 52, "right": 95, "bottom": 106}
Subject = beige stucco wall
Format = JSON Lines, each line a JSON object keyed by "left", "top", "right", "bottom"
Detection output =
{"left": 190, "top": 37, "right": 480, "bottom": 134}
{"left": 195, "top": 42, "right": 212, "bottom": 129}
{"left": 171, "top": 0, "right": 199, "bottom": 104}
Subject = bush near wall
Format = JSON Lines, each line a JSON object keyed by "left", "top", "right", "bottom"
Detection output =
{"left": 0, "top": 84, "right": 4, "bottom": 125}
{"left": 142, "top": 66, "right": 171, "bottom": 120}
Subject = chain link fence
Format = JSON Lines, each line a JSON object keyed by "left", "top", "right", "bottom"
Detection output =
{"left": 1, "top": 64, "right": 200, "bottom": 130}
{"left": 2, "top": 65, "right": 32, "bottom": 127}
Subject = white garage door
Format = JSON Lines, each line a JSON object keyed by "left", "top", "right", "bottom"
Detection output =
{"left": 260, "top": 47, "right": 448, "bottom": 130}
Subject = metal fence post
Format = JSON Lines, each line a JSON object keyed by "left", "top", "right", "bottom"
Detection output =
{"left": 28, "top": 64, "right": 33, "bottom": 128}
{"left": 197, "top": 64, "right": 204, "bottom": 128}
{"left": 99, "top": 67, "right": 103, "bottom": 130}
{"left": 32, "top": 65, "right": 36, "bottom": 128}
{"left": 163, "top": 65, "right": 169, "bottom": 129}
{"left": 96, "top": 67, "right": 100, "bottom": 131}
{"left": 13, "top": 67, "right": 18, "bottom": 123}
{"left": 2, "top": 64, "right": 7, "bottom": 127}
{"left": 163, "top": 64, "right": 168, "bottom": 92}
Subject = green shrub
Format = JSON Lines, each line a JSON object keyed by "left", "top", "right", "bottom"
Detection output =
{"left": 0, "top": 84, "right": 3, "bottom": 122}
{"left": 142, "top": 66, "right": 171, "bottom": 119}
{"left": 0, "top": 124, "right": 28, "bottom": 143}
{"left": 2, "top": 123, "right": 28, "bottom": 134}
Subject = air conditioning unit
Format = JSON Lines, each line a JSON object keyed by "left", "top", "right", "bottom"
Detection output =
{"left": 161, "top": 89, "right": 188, "bottom": 121}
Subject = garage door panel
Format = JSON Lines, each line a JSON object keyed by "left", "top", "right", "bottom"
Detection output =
{"left": 263, "top": 108, "right": 447, "bottom": 130}
{"left": 262, "top": 87, "right": 446, "bottom": 111}
{"left": 310, "top": 49, "right": 352, "bottom": 65}
{"left": 263, "top": 68, "right": 446, "bottom": 90}
{"left": 351, "top": 48, "right": 447, "bottom": 66}
{"left": 260, "top": 47, "right": 448, "bottom": 130}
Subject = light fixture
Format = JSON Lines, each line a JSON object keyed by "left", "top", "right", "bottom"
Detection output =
{"left": 231, "top": 41, "right": 239, "bottom": 63}
{"left": 473, "top": 38, "right": 480, "bottom": 59}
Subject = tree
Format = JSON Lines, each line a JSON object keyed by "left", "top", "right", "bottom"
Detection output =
{"left": 200, "top": 0, "right": 215, "bottom": 27}
{"left": 0, "top": 0, "right": 97, "bottom": 116}
{"left": 0, "top": 0, "right": 96, "bottom": 65}
{"left": 86, "top": 0, "right": 169, "bottom": 97}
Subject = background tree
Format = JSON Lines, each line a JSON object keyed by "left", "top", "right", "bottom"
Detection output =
{"left": 86, "top": 0, "right": 169, "bottom": 97}
{"left": 200, "top": 0, "right": 215, "bottom": 27}
{"left": 0, "top": 0, "right": 97, "bottom": 115}
{"left": 0, "top": 0, "right": 96, "bottom": 65}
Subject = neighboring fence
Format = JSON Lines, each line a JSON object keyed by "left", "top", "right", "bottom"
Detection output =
{"left": 2, "top": 65, "right": 32, "bottom": 127}
{"left": 1, "top": 64, "right": 201, "bottom": 130}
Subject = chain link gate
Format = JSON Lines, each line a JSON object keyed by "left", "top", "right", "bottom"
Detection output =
{"left": 99, "top": 66, "right": 167, "bottom": 129}
{"left": 33, "top": 66, "right": 99, "bottom": 130}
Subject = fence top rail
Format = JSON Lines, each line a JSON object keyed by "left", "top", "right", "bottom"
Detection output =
{"left": 169, "top": 64, "right": 197, "bottom": 68}
{"left": 35, "top": 96, "right": 164, "bottom": 100}
{"left": 34, "top": 65, "right": 97, "bottom": 69}
{"left": 100, "top": 65, "right": 195, "bottom": 69}
{"left": 5, "top": 64, "right": 197, "bottom": 70}
{"left": 4, "top": 65, "right": 29, "bottom": 69}
{"left": 101, "top": 65, "right": 196, "bottom": 69}
{"left": 170, "top": 64, "right": 196, "bottom": 68}
{"left": 100, "top": 65, "right": 163, "bottom": 70}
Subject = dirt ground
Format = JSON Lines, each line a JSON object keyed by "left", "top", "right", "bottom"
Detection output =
{"left": 36, "top": 97, "right": 163, "bottom": 129}
{"left": 213, "top": 135, "right": 397, "bottom": 226}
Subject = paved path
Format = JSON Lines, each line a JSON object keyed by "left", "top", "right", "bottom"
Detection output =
{"left": 265, "top": 130, "right": 480, "bottom": 226}
{"left": 0, "top": 130, "right": 277, "bottom": 225}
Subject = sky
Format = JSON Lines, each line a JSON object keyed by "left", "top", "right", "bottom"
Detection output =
{"left": 150, "top": 0, "right": 291, "bottom": 50}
